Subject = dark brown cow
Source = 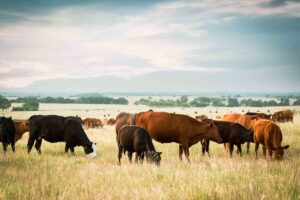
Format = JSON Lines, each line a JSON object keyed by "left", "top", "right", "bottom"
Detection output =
{"left": 223, "top": 113, "right": 269, "bottom": 154}
{"left": 272, "top": 109, "right": 293, "bottom": 123}
{"left": 253, "top": 119, "right": 289, "bottom": 160}
{"left": 13, "top": 120, "right": 29, "bottom": 142}
{"left": 107, "top": 118, "right": 116, "bottom": 126}
{"left": 82, "top": 118, "right": 103, "bottom": 129}
{"left": 135, "top": 111, "right": 222, "bottom": 162}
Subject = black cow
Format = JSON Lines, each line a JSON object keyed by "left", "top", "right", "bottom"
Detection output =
{"left": 28, "top": 115, "right": 96, "bottom": 157}
{"left": 0, "top": 117, "right": 16, "bottom": 154}
{"left": 117, "top": 125, "right": 162, "bottom": 165}
{"left": 201, "top": 119, "right": 254, "bottom": 157}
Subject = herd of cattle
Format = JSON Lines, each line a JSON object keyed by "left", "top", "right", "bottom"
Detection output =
{"left": 0, "top": 109, "right": 294, "bottom": 165}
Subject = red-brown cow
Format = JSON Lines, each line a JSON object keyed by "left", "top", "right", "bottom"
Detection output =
{"left": 135, "top": 111, "right": 222, "bottom": 162}
{"left": 13, "top": 120, "right": 29, "bottom": 142}
{"left": 253, "top": 119, "right": 289, "bottom": 160}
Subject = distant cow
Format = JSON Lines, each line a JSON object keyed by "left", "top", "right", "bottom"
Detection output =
{"left": 28, "top": 115, "right": 96, "bottom": 157}
{"left": 117, "top": 125, "right": 162, "bottom": 165}
{"left": 195, "top": 115, "right": 208, "bottom": 121}
{"left": 82, "top": 118, "right": 103, "bottom": 129}
{"left": 200, "top": 119, "right": 254, "bottom": 157}
{"left": 253, "top": 119, "right": 289, "bottom": 160}
{"left": 223, "top": 113, "right": 270, "bottom": 154}
{"left": 115, "top": 112, "right": 136, "bottom": 134}
{"left": 107, "top": 118, "right": 116, "bottom": 126}
{"left": 272, "top": 110, "right": 293, "bottom": 123}
{"left": 13, "top": 120, "right": 29, "bottom": 142}
{"left": 135, "top": 111, "right": 222, "bottom": 162}
{"left": 0, "top": 117, "right": 16, "bottom": 154}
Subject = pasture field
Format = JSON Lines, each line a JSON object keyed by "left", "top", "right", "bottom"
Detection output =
{"left": 0, "top": 104, "right": 300, "bottom": 200}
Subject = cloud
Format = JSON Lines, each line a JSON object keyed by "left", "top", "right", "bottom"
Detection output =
{"left": 0, "top": 0, "right": 299, "bottom": 90}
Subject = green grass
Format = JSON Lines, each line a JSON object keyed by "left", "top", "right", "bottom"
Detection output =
{"left": 0, "top": 116, "right": 299, "bottom": 200}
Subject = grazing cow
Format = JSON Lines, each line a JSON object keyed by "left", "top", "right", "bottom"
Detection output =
{"left": 195, "top": 115, "right": 208, "bottom": 122}
{"left": 115, "top": 112, "right": 136, "bottom": 134}
{"left": 200, "top": 119, "right": 254, "bottom": 157}
{"left": 272, "top": 109, "right": 293, "bottom": 123}
{"left": 135, "top": 111, "right": 222, "bottom": 162}
{"left": 117, "top": 125, "right": 162, "bottom": 165}
{"left": 223, "top": 113, "right": 270, "bottom": 154}
{"left": 28, "top": 115, "right": 96, "bottom": 157}
{"left": 107, "top": 118, "right": 116, "bottom": 126}
{"left": 13, "top": 120, "right": 29, "bottom": 142}
{"left": 253, "top": 119, "right": 289, "bottom": 160}
{"left": 82, "top": 118, "right": 103, "bottom": 129}
{"left": 0, "top": 117, "right": 16, "bottom": 153}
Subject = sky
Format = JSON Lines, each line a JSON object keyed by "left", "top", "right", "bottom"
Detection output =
{"left": 0, "top": 0, "right": 299, "bottom": 93}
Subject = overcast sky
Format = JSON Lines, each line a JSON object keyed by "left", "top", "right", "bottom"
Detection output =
{"left": 0, "top": 0, "right": 299, "bottom": 93}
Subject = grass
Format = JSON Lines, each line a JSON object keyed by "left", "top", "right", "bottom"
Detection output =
{"left": 0, "top": 108, "right": 300, "bottom": 200}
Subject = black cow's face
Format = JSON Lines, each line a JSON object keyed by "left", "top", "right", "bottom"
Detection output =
{"left": 84, "top": 142, "right": 97, "bottom": 158}
{"left": 145, "top": 151, "right": 162, "bottom": 166}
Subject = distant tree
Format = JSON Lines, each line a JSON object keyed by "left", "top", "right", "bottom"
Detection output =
{"left": 227, "top": 98, "right": 240, "bottom": 107}
{"left": 293, "top": 99, "right": 300, "bottom": 106}
{"left": 0, "top": 95, "right": 11, "bottom": 111}
{"left": 12, "top": 99, "right": 39, "bottom": 111}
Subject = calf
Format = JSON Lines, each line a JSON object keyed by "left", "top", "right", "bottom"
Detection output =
{"left": 28, "top": 115, "right": 96, "bottom": 157}
{"left": 0, "top": 117, "right": 16, "bottom": 154}
{"left": 253, "top": 119, "right": 289, "bottom": 160}
{"left": 117, "top": 125, "right": 162, "bottom": 165}
{"left": 13, "top": 120, "right": 29, "bottom": 142}
{"left": 200, "top": 119, "right": 254, "bottom": 157}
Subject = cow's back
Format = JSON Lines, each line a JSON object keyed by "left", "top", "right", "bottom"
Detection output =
{"left": 115, "top": 112, "right": 136, "bottom": 134}
{"left": 222, "top": 113, "right": 241, "bottom": 123}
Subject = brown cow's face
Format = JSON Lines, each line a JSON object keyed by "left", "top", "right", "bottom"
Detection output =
{"left": 274, "top": 145, "right": 289, "bottom": 160}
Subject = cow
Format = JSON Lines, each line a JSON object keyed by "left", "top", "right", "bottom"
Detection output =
{"left": 28, "top": 115, "right": 96, "bottom": 157}
{"left": 135, "top": 111, "right": 222, "bottom": 162}
{"left": 195, "top": 115, "right": 208, "bottom": 121}
{"left": 0, "top": 117, "right": 16, "bottom": 154}
{"left": 13, "top": 120, "right": 29, "bottom": 142}
{"left": 272, "top": 109, "right": 293, "bottom": 123}
{"left": 82, "top": 118, "right": 103, "bottom": 129}
{"left": 199, "top": 119, "right": 254, "bottom": 157}
{"left": 252, "top": 119, "right": 289, "bottom": 160}
{"left": 107, "top": 118, "right": 116, "bottom": 126}
{"left": 117, "top": 125, "right": 162, "bottom": 165}
{"left": 115, "top": 112, "right": 136, "bottom": 134}
{"left": 223, "top": 113, "right": 270, "bottom": 154}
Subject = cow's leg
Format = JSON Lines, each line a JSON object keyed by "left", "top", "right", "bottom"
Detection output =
{"left": 255, "top": 143, "right": 259, "bottom": 159}
{"left": 70, "top": 146, "right": 75, "bottom": 155}
{"left": 237, "top": 144, "right": 242, "bottom": 157}
{"left": 246, "top": 142, "right": 250, "bottom": 154}
{"left": 34, "top": 138, "right": 42, "bottom": 154}
{"left": 262, "top": 146, "right": 267, "bottom": 158}
{"left": 65, "top": 143, "right": 69, "bottom": 153}
{"left": 135, "top": 152, "right": 139, "bottom": 163}
{"left": 229, "top": 143, "right": 234, "bottom": 158}
{"left": 182, "top": 146, "right": 190, "bottom": 163}
{"left": 2, "top": 142, "right": 8, "bottom": 154}
{"left": 267, "top": 145, "right": 273, "bottom": 159}
{"left": 118, "top": 145, "right": 122, "bottom": 164}
{"left": 201, "top": 141, "right": 206, "bottom": 156}
{"left": 179, "top": 145, "right": 183, "bottom": 161}
{"left": 206, "top": 140, "right": 210, "bottom": 157}
{"left": 128, "top": 152, "right": 133, "bottom": 163}
{"left": 27, "top": 134, "right": 36, "bottom": 154}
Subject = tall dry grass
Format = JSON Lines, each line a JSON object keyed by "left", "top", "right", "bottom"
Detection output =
{"left": 0, "top": 106, "right": 299, "bottom": 200}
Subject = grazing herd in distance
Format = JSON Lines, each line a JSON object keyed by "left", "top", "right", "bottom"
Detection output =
{"left": 0, "top": 109, "right": 294, "bottom": 164}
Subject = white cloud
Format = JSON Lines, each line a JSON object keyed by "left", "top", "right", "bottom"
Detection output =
{"left": 0, "top": 0, "right": 299, "bottom": 89}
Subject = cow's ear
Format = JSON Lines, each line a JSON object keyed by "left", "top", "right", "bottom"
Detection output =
{"left": 282, "top": 145, "right": 289, "bottom": 149}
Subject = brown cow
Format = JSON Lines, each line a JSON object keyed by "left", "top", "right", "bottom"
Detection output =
{"left": 115, "top": 112, "right": 136, "bottom": 134}
{"left": 223, "top": 113, "right": 270, "bottom": 154}
{"left": 253, "top": 119, "right": 289, "bottom": 160}
{"left": 82, "top": 118, "right": 103, "bottom": 129}
{"left": 107, "top": 118, "right": 116, "bottom": 126}
{"left": 272, "top": 109, "right": 293, "bottom": 123}
{"left": 13, "top": 120, "right": 29, "bottom": 142}
{"left": 135, "top": 111, "right": 222, "bottom": 162}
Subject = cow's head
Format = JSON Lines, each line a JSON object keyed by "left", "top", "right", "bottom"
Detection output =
{"left": 206, "top": 121, "right": 222, "bottom": 143}
{"left": 144, "top": 151, "right": 162, "bottom": 166}
{"left": 273, "top": 145, "right": 289, "bottom": 160}
{"left": 85, "top": 142, "right": 97, "bottom": 158}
